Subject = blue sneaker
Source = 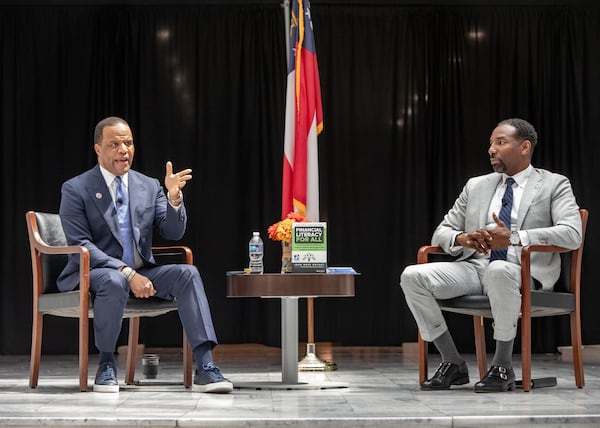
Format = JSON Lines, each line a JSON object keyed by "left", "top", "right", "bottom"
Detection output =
{"left": 93, "top": 362, "right": 119, "bottom": 393}
{"left": 192, "top": 363, "right": 233, "bottom": 393}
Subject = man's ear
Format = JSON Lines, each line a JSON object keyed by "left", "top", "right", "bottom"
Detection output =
{"left": 521, "top": 139, "right": 531, "bottom": 156}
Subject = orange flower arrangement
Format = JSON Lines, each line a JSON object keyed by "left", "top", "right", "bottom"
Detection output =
{"left": 268, "top": 212, "right": 310, "bottom": 243}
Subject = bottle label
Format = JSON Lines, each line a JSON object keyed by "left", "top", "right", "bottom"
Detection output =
{"left": 249, "top": 243, "right": 263, "bottom": 254}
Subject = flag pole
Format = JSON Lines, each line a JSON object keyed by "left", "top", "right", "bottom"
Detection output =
{"left": 282, "top": 0, "right": 290, "bottom": 60}
{"left": 281, "top": 0, "right": 335, "bottom": 372}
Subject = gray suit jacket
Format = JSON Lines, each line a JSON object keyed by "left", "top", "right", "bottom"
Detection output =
{"left": 57, "top": 164, "right": 187, "bottom": 292}
{"left": 432, "top": 167, "right": 581, "bottom": 291}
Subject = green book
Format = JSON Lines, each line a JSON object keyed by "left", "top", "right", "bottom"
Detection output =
{"left": 291, "top": 222, "right": 327, "bottom": 273}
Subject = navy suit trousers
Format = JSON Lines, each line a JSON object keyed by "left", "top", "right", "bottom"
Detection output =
{"left": 89, "top": 264, "right": 217, "bottom": 352}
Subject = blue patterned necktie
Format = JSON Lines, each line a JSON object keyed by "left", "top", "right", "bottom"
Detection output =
{"left": 114, "top": 176, "right": 135, "bottom": 267}
{"left": 489, "top": 177, "right": 515, "bottom": 262}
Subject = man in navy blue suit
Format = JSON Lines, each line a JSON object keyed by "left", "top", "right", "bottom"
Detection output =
{"left": 58, "top": 116, "right": 232, "bottom": 393}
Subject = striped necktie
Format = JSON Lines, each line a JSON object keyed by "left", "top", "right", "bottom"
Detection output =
{"left": 114, "top": 176, "right": 135, "bottom": 267}
{"left": 489, "top": 177, "right": 515, "bottom": 262}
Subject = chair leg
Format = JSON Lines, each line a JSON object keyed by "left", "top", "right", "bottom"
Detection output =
{"left": 125, "top": 317, "right": 141, "bottom": 385}
{"left": 29, "top": 313, "right": 43, "bottom": 389}
{"left": 418, "top": 331, "right": 428, "bottom": 384}
{"left": 570, "top": 311, "right": 585, "bottom": 387}
{"left": 473, "top": 316, "right": 487, "bottom": 379}
{"left": 183, "top": 331, "right": 193, "bottom": 388}
{"left": 79, "top": 315, "right": 89, "bottom": 392}
{"left": 521, "top": 314, "right": 532, "bottom": 392}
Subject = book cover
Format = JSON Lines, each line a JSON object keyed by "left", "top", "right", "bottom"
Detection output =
{"left": 291, "top": 222, "right": 327, "bottom": 273}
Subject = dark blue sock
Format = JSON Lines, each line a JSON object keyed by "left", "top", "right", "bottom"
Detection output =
{"left": 193, "top": 342, "right": 214, "bottom": 369}
{"left": 99, "top": 351, "right": 115, "bottom": 365}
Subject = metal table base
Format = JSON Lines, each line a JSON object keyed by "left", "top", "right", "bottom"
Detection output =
{"left": 226, "top": 273, "right": 356, "bottom": 390}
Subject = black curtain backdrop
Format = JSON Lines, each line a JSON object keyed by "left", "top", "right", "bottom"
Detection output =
{"left": 1, "top": 2, "right": 599, "bottom": 356}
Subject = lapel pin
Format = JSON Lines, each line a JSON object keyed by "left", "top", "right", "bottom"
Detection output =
{"left": 96, "top": 193, "right": 102, "bottom": 199}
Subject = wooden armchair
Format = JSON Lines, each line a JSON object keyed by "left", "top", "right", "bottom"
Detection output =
{"left": 26, "top": 210, "right": 193, "bottom": 391}
{"left": 417, "top": 208, "right": 588, "bottom": 392}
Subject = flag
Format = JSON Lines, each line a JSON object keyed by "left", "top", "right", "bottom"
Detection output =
{"left": 281, "top": 0, "right": 323, "bottom": 221}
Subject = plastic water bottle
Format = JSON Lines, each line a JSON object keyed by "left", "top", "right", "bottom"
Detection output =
{"left": 248, "top": 232, "right": 264, "bottom": 274}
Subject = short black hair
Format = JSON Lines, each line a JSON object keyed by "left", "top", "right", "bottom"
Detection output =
{"left": 497, "top": 118, "right": 538, "bottom": 151}
{"left": 94, "top": 116, "right": 129, "bottom": 146}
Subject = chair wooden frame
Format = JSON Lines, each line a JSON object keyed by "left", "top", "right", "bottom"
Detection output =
{"left": 417, "top": 209, "right": 588, "bottom": 392}
{"left": 26, "top": 210, "right": 193, "bottom": 392}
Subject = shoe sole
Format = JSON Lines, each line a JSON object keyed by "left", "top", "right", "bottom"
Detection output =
{"left": 93, "top": 384, "right": 119, "bottom": 393}
{"left": 474, "top": 381, "right": 516, "bottom": 393}
{"left": 192, "top": 380, "right": 233, "bottom": 394}
{"left": 420, "top": 376, "right": 470, "bottom": 390}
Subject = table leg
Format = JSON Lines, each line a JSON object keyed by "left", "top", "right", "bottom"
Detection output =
{"left": 231, "top": 293, "right": 347, "bottom": 390}
{"left": 281, "top": 297, "right": 299, "bottom": 384}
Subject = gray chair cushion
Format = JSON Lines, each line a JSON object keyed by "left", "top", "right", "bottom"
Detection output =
{"left": 38, "top": 292, "right": 179, "bottom": 318}
{"left": 438, "top": 291, "right": 576, "bottom": 318}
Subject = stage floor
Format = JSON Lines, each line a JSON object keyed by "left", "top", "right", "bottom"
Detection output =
{"left": 1, "top": 343, "right": 599, "bottom": 427}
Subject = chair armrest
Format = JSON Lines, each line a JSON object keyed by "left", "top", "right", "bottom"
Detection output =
{"left": 419, "top": 243, "right": 570, "bottom": 265}
{"left": 26, "top": 214, "right": 89, "bottom": 259}
{"left": 520, "top": 244, "right": 569, "bottom": 281}
{"left": 417, "top": 245, "right": 446, "bottom": 264}
{"left": 32, "top": 239, "right": 89, "bottom": 257}
{"left": 35, "top": 243, "right": 91, "bottom": 294}
{"left": 419, "top": 242, "right": 570, "bottom": 289}
{"left": 152, "top": 245, "right": 193, "bottom": 265}
{"left": 521, "top": 243, "right": 569, "bottom": 257}
{"left": 26, "top": 211, "right": 90, "bottom": 296}
{"left": 520, "top": 244, "right": 571, "bottom": 297}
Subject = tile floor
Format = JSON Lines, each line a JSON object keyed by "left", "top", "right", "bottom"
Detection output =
{"left": 1, "top": 344, "right": 599, "bottom": 427}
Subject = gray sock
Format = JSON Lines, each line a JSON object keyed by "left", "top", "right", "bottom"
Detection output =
{"left": 491, "top": 339, "right": 514, "bottom": 368}
{"left": 432, "top": 330, "right": 464, "bottom": 366}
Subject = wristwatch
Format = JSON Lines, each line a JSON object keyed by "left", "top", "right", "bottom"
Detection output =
{"left": 510, "top": 230, "right": 521, "bottom": 246}
{"left": 121, "top": 266, "right": 136, "bottom": 281}
{"left": 168, "top": 190, "right": 183, "bottom": 205}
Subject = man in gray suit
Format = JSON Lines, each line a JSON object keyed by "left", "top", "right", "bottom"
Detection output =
{"left": 400, "top": 118, "right": 581, "bottom": 392}
{"left": 58, "top": 116, "right": 232, "bottom": 393}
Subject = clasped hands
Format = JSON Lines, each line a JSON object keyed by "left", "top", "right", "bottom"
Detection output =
{"left": 164, "top": 161, "right": 192, "bottom": 205}
{"left": 456, "top": 213, "right": 511, "bottom": 255}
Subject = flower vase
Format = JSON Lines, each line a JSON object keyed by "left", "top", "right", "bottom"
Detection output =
{"left": 281, "top": 241, "right": 292, "bottom": 273}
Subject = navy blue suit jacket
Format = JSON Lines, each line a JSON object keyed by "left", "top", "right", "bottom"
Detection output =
{"left": 57, "top": 164, "right": 187, "bottom": 292}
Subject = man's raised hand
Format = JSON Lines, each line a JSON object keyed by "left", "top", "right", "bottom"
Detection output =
{"left": 165, "top": 161, "right": 192, "bottom": 201}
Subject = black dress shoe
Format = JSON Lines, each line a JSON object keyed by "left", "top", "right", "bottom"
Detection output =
{"left": 421, "top": 361, "right": 469, "bottom": 390}
{"left": 474, "top": 365, "right": 516, "bottom": 393}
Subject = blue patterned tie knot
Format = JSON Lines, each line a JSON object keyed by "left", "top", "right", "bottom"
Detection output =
{"left": 489, "top": 177, "right": 515, "bottom": 262}
{"left": 114, "top": 176, "right": 135, "bottom": 267}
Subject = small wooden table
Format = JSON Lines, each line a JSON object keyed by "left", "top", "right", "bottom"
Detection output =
{"left": 226, "top": 272, "right": 356, "bottom": 389}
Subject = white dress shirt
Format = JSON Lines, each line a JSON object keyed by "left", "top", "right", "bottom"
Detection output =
{"left": 486, "top": 164, "right": 533, "bottom": 264}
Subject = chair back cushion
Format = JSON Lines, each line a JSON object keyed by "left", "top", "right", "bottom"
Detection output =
{"left": 35, "top": 212, "right": 68, "bottom": 294}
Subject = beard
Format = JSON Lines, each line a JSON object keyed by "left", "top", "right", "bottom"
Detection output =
{"left": 491, "top": 160, "right": 506, "bottom": 173}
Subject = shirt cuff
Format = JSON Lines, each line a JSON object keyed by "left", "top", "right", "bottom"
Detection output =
{"left": 518, "top": 230, "right": 530, "bottom": 246}
{"left": 167, "top": 191, "right": 183, "bottom": 209}
{"left": 449, "top": 231, "right": 464, "bottom": 251}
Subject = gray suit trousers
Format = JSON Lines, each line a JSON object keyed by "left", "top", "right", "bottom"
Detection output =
{"left": 400, "top": 258, "right": 522, "bottom": 342}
